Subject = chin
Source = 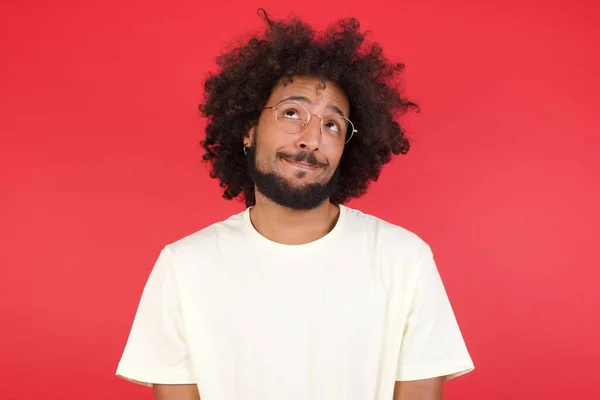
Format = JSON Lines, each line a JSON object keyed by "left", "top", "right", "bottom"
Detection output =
{"left": 286, "top": 172, "right": 326, "bottom": 186}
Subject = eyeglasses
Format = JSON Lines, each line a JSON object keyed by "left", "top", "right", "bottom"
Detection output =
{"left": 263, "top": 102, "right": 357, "bottom": 146}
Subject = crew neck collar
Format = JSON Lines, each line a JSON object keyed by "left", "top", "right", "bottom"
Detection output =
{"left": 242, "top": 204, "right": 347, "bottom": 252}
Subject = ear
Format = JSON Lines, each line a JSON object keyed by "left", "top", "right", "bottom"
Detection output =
{"left": 243, "top": 125, "right": 255, "bottom": 148}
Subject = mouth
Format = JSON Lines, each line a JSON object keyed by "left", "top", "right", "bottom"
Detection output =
{"left": 282, "top": 157, "right": 320, "bottom": 170}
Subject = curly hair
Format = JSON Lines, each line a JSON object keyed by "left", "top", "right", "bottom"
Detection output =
{"left": 199, "top": 9, "right": 418, "bottom": 207}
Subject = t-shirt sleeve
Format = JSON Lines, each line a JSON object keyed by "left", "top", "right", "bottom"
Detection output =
{"left": 395, "top": 245, "right": 475, "bottom": 382}
{"left": 115, "top": 246, "right": 196, "bottom": 386}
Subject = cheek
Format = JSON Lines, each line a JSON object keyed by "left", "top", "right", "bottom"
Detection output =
{"left": 326, "top": 149, "right": 344, "bottom": 170}
{"left": 253, "top": 138, "right": 279, "bottom": 171}
{"left": 255, "top": 119, "right": 284, "bottom": 150}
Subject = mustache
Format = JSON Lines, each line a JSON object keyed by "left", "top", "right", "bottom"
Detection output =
{"left": 277, "top": 151, "right": 328, "bottom": 167}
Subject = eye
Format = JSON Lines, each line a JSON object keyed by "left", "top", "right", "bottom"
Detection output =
{"left": 324, "top": 119, "right": 342, "bottom": 133}
{"left": 282, "top": 108, "right": 301, "bottom": 119}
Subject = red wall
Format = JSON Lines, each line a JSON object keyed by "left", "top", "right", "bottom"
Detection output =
{"left": 1, "top": 0, "right": 599, "bottom": 399}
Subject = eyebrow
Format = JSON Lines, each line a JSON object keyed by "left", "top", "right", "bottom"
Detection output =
{"left": 277, "top": 95, "right": 346, "bottom": 117}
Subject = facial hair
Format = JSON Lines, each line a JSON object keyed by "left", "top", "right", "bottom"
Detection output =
{"left": 246, "top": 143, "right": 340, "bottom": 211}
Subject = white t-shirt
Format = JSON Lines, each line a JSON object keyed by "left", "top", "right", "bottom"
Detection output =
{"left": 116, "top": 205, "right": 474, "bottom": 399}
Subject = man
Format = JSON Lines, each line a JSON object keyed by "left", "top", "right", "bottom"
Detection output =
{"left": 116, "top": 10, "right": 475, "bottom": 400}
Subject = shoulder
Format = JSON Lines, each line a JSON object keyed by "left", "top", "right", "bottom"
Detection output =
{"left": 341, "top": 206, "right": 434, "bottom": 294}
{"left": 342, "top": 205, "right": 431, "bottom": 259}
{"left": 162, "top": 209, "right": 247, "bottom": 260}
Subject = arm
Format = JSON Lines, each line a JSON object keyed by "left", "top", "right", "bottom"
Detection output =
{"left": 116, "top": 248, "right": 198, "bottom": 390}
{"left": 393, "top": 377, "right": 444, "bottom": 400}
{"left": 154, "top": 384, "right": 201, "bottom": 400}
{"left": 394, "top": 246, "right": 474, "bottom": 385}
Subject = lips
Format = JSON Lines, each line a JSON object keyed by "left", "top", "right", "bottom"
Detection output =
{"left": 283, "top": 157, "right": 319, "bottom": 169}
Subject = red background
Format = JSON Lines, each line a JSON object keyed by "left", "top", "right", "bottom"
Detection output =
{"left": 1, "top": 0, "right": 599, "bottom": 399}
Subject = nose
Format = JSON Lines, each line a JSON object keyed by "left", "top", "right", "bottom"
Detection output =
{"left": 296, "top": 116, "right": 321, "bottom": 151}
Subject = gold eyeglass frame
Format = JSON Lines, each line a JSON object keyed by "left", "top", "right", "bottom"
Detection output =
{"left": 263, "top": 102, "right": 357, "bottom": 146}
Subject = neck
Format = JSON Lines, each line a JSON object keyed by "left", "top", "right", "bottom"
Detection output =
{"left": 249, "top": 191, "right": 340, "bottom": 245}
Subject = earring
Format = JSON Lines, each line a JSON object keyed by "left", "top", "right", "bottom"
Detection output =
{"left": 243, "top": 146, "right": 248, "bottom": 155}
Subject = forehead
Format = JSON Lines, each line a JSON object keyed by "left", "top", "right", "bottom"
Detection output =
{"left": 269, "top": 76, "right": 350, "bottom": 112}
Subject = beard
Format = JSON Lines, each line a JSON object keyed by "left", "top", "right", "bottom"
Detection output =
{"left": 246, "top": 144, "right": 340, "bottom": 211}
